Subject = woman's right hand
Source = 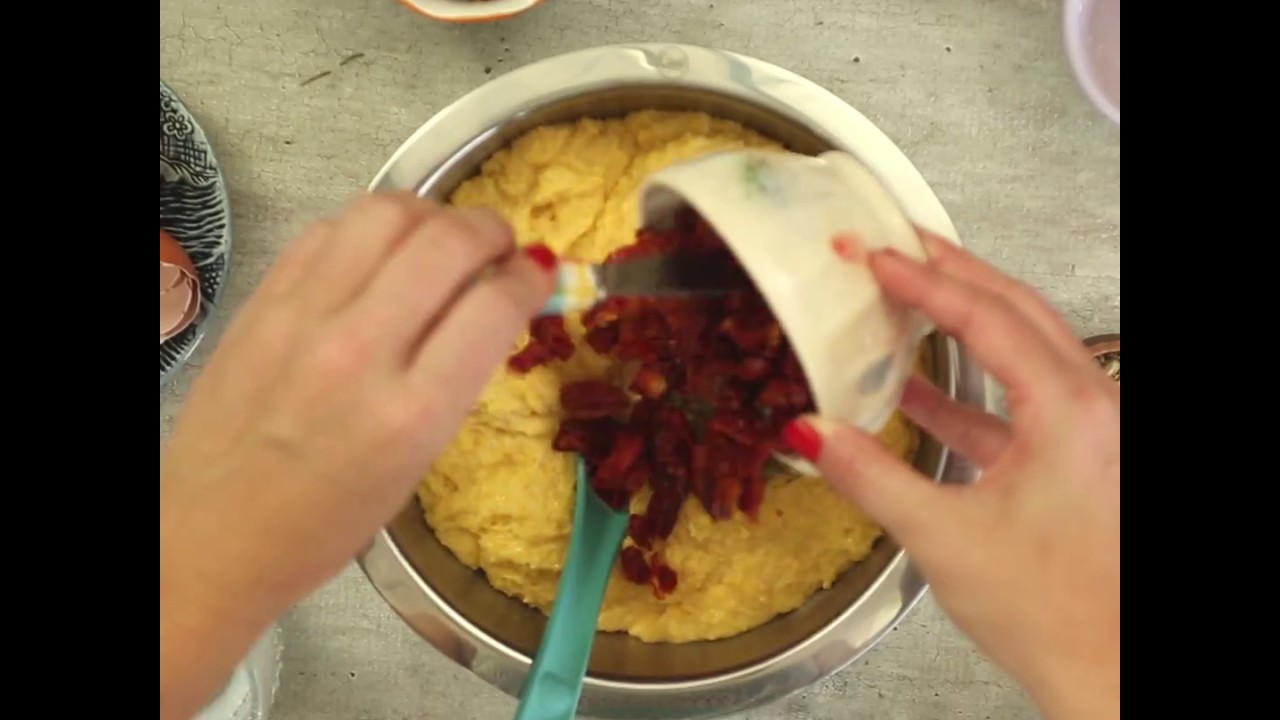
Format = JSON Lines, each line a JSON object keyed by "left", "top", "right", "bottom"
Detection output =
{"left": 782, "top": 231, "right": 1120, "bottom": 720}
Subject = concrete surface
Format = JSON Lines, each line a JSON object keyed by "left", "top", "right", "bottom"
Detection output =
{"left": 159, "top": 0, "right": 1120, "bottom": 718}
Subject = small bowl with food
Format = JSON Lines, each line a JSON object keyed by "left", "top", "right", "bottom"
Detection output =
{"left": 359, "top": 43, "right": 988, "bottom": 719}
{"left": 1085, "top": 333, "right": 1120, "bottom": 384}
{"left": 637, "top": 148, "right": 935, "bottom": 476}
{"left": 396, "top": 0, "right": 545, "bottom": 23}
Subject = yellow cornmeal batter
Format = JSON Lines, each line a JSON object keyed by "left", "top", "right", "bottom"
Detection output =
{"left": 418, "top": 110, "right": 923, "bottom": 643}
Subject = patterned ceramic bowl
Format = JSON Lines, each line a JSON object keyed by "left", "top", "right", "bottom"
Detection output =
{"left": 160, "top": 80, "right": 232, "bottom": 385}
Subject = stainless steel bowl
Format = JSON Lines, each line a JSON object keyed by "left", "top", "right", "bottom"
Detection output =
{"left": 360, "top": 43, "right": 987, "bottom": 719}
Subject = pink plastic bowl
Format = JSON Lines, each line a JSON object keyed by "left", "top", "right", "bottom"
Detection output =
{"left": 1064, "top": 0, "right": 1120, "bottom": 125}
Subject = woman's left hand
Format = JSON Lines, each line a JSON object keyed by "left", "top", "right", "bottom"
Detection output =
{"left": 159, "top": 193, "right": 554, "bottom": 719}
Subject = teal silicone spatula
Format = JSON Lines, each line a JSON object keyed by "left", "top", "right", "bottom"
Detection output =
{"left": 514, "top": 457, "right": 630, "bottom": 720}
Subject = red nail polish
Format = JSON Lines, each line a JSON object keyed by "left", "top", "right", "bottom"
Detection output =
{"left": 782, "top": 418, "right": 824, "bottom": 461}
{"left": 523, "top": 243, "right": 557, "bottom": 272}
{"left": 832, "top": 233, "right": 866, "bottom": 263}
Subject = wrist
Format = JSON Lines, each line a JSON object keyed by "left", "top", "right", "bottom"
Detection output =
{"left": 1020, "top": 649, "right": 1120, "bottom": 720}
{"left": 159, "top": 451, "right": 305, "bottom": 622}
{"left": 159, "top": 465, "right": 286, "bottom": 720}
{"left": 160, "top": 550, "right": 269, "bottom": 720}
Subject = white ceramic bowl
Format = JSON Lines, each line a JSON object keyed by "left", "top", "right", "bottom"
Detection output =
{"left": 396, "top": 0, "right": 544, "bottom": 22}
{"left": 1064, "top": 0, "right": 1120, "bottom": 124}
{"left": 641, "top": 149, "right": 936, "bottom": 476}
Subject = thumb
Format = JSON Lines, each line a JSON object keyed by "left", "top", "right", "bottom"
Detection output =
{"left": 782, "top": 415, "right": 956, "bottom": 552}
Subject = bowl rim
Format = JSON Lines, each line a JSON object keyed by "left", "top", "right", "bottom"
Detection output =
{"left": 396, "top": 0, "right": 545, "bottom": 23}
{"left": 1063, "top": 0, "right": 1120, "bottom": 125}
{"left": 1084, "top": 332, "right": 1120, "bottom": 356}
{"left": 359, "top": 42, "right": 987, "bottom": 719}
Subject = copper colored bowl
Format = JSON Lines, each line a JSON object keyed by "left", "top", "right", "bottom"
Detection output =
{"left": 1084, "top": 333, "right": 1120, "bottom": 382}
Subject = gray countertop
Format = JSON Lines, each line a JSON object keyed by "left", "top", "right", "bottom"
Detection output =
{"left": 159, "top": 1, "right": 1119, "bottom": 718}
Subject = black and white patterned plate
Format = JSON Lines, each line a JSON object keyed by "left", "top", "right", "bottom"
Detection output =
{"left": 160, "top": 80, "right": 232, "bottom": 386}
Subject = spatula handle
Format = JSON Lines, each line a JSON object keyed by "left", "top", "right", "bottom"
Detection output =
{"left": 513, "top": 459, "right": 629, "bottom": 720}
{"left": 536, "top": 262, "right": 601, "bottom": 316}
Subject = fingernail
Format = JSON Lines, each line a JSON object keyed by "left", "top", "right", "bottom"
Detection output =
{"left": 458, "top": 206, "right": 511, "bottom": 236}
{"left": 915, "top": 228, "right": 949, "bottom": 254}
{"left": 874, "top": 248, "right": 910, "bottom": 262}
{"left": 898, "top": 376, "right": 939, "bottom": 414}
{"left": 523, "top": 243, "right": 557, "bottom": 272}
{"left": 782, "top": 416, "right": 830, "bottom": 461}
{"left": 832, "top": 233, "right": 867, "bottom": 263}
{"left": 869, "top": 248, "right": 925, "bottom": 272}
